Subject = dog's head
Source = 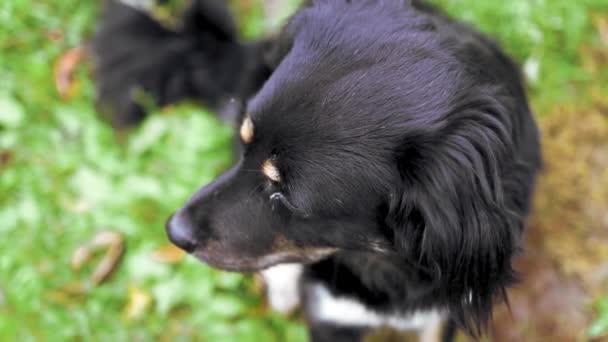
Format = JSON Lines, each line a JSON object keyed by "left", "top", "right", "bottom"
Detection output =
{"left": 167, "top": 2, "right": 538, "bottom": 335}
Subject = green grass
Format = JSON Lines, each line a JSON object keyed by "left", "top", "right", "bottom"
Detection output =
{"left": 0, "top": 1, "right": 305, "bottom": 341}
{"left": 0, "top": 0, "right": 606, "bottom": 340}
{"left": 433, "top": 0, "right": 608, "bottom": 110}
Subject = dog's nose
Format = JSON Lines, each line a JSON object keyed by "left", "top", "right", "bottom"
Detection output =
{"left": 166, "top": 212, "right": 198, "bottom": 253}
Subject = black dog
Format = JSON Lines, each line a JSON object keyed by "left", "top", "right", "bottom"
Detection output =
{"left": 93, "top": 1, "right": 542, "bottom": 340}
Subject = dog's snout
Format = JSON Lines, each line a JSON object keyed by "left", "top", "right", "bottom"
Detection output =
{"left": 166, "top": 212, "right": 198, "bottom": 253}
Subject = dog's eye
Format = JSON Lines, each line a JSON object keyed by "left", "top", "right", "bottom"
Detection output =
{"left": 270, "top": 192, "right": 309, "bottom": 218}
{"left": 270, "top": 192, "right": 292, "bottom": 208}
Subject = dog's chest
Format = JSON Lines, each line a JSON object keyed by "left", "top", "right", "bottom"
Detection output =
{"left": 261, "top": 263, "right": 444, "bottom": 339}
{"left": 306, "top": 283, "right": 443, "bottom": 332}
{"left": 260, "top": 263, "right": 303, "bottom": 314}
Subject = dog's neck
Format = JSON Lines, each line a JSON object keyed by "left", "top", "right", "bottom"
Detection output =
{"left": 305, "top": 251, "right": 440, "bottom": 312}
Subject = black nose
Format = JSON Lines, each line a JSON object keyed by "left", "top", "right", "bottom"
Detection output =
{"left": 166, "top": 212, "right": 198, "bottom": 253}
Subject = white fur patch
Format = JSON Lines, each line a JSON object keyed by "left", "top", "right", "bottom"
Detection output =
{"left": 119, "top": 0, "right": 154, "bottom": 11}
{"left": 261, "top": 263, "right": 303, "bottom": 314}
{"left": 308, "top": 283, "right": 444, "bottom": 332}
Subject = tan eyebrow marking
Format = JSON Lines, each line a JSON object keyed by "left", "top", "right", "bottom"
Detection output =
{"left": 263, "top": 159, "right": 281, "bottom": 182}
{"left": 240, "top": 116, "right": 254, "bottom": 144}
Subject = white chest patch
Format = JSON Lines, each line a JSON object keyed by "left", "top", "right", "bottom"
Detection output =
{"left": 308, "top": 283, "right": 444, "bottom": 332}
{"left": 260, "top": 263, "right": 303, "bottom": 314}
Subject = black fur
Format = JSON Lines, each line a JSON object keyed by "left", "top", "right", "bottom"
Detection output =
{"left": 92, "top": 0, "right": 271, "bottom": 127}
{"left": 94, "top": 0, "right": 541, "bottom": 339}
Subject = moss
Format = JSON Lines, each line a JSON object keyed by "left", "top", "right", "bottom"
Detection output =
{"left": 532, "top": 99, "right": 608, "bottom": 290}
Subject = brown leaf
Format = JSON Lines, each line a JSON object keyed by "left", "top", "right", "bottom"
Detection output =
{"left": 46, "top": 281, "right": 89, "bottom": 305}
{"left": 150, "top": 244, "right": 185, "bottom": 264}
{"left": 54, "top": 46, "right": 85, "bottom": 100}
{"left": 123, "top": 286, "right": 153, "bottom": 321}
{"left": 71, "top": 245, "right": 93, "bottom": 271}
{"left": 91, "top": 241, "right": 124, "bottom": 285}
{"left": 0, "top": 151, "right": 13, "bottom": 176}
{"left": 46, "top": 29, "right": 64, "bottom": 42}
{"left": 594, "top": 15, "right": 608, "bottom": 46}
{"left": 0, "top": 151, "right": 13, "bottom": 168}
{"left": 71, "top": 230, "right": 125, "bottom": 285}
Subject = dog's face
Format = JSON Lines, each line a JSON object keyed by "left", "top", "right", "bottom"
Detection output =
{"left": 166, "top": 2, "right": 540, "bottom": 333}
{"left": 166, "top": 55, "right": 400, "bottom": 271}
{"left": 165, "top": 3, "right": 446, "bottom": 273}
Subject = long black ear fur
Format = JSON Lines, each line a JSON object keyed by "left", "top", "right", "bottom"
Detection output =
{"left": 388, "top": 92, "right": 539, "bottom": 336}
{"left": 91, "top": 0, "right": 270, "bottom": 127}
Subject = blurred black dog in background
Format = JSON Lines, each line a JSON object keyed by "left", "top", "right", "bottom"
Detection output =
{"left": 93, "top": 1, "right": 541, "bottom": 341}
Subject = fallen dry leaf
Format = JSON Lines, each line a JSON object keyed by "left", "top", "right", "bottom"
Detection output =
{"left": 0, "top": 151, "right": 13, "bottom": 168}
{"left": 123, "top": 286, "right": 153, "bottom": 321}
{"left": 92, "top": 241, "right": 125, "bottom": 285}
{"left": 593, "top": 14, "right": 608, "bottom": 46}
{"left": 46, "top": 281, "right": 89, "bottom": 305}
{"left": 46, "top": 29, "right": 64, "bottom": 42}
{"left": 54, "top": 46, "right": 85, "bottom": 100}
{"left": 150, "top": 244, "right": 185, "bottom": 264}
{"left": 71, "top": 230, "right": 125, "bottom": 285}
{"left": 71, "top": 245, "right": 93, "bottom": 270}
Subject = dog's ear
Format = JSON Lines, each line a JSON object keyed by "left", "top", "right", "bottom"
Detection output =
{"left": 387, "top": 102, "right": 531, "bottom": 336}
{"left": 181, "top": 0, "right": 237, "bottom": 41}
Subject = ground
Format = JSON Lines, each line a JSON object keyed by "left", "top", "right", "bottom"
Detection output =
{"left": 0, "top": 1, "right": 607, "bottom": 341}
